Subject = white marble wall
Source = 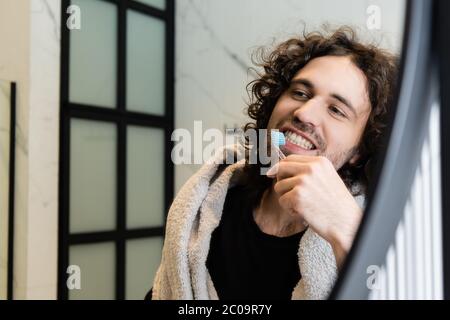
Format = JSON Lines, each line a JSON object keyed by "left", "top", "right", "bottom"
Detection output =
{"left": 174, "top": 0, "right": 406, "bottom": 192}
{"left": 0, "top": 0, "right": 30, "bottom": 300}
{"left": 25, "top": 0, "right": 61, "bottom": 299}
{"left": 0, "top": 0, "right": 60, "bottom": 299}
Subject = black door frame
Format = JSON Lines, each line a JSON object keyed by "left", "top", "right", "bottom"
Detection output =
{"left": 58, "top": 0, "right": 175, "bottom": 300}
{"left": 6, "top": 82, "right": 16, "bottom": 300}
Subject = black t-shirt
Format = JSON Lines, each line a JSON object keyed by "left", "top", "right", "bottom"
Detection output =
{"left": 206, "top": 185, "right": 305, "bottom": 300}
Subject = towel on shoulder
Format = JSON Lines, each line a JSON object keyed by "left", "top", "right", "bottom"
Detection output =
{"left": 151, "top": 144, "right": 364, "bottom": 300}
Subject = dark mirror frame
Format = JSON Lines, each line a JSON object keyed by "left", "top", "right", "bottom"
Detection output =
{"left": 330, "top": 0, "right": 450, "bottom": 299}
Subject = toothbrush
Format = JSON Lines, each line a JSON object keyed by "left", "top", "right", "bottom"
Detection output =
{"left": 271, "top": 131, "right": 286, "bottom": 160}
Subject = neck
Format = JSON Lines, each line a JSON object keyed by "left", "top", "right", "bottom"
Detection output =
{"left": 253, "top": 181, "right": 307, "bottom": 237}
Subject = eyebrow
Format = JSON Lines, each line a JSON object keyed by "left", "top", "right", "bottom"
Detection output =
{"left": 290, "top": 78, "right": 358, "bottom": 117}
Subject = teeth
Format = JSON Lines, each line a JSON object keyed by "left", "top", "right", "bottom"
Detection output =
{"left": 286, "top": 131, "right": 315, "bottom": 150}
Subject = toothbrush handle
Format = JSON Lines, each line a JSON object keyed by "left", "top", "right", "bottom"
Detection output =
{"left": 277, "top": 147, "right": 286, "bottom": 160}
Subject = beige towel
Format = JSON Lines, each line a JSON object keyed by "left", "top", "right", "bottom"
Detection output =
{"left": 152, "top": 145, "right": 348, "bottom": 300}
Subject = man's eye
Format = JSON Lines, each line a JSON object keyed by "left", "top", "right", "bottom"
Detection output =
{"left": 293, "top": 91, "right": 308, "bottom": 99}
{"left": 329, "top": 106, "right": 346, "bottom": 118}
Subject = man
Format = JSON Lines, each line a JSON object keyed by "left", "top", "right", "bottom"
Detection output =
{"left": 150, "top": 27, "right": 398, "bottom": 300}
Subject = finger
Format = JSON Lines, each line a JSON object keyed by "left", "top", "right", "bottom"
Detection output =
{"left": 283, "top": 154, "right": 318, "bottom": 163}
{"left": 275, "top": 161, "right": 312, "bottom": 180}
{"left": 278, "top": 188, "right": 303, "bottom": 217}
{"left": 274, "top": 176, "right": 302, "bottom": 195}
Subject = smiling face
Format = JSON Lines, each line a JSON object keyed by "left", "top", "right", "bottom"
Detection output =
{"left": 267, "top": 55, "right": 372, "bottom": 170}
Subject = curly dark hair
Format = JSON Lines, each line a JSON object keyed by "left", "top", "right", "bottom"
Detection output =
{"left": 241, "top": 26, "right": 399, "bottom": 208}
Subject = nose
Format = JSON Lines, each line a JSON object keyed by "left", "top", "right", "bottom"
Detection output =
{"left": 293, "top": 98, "right": 323, "bottom": 127}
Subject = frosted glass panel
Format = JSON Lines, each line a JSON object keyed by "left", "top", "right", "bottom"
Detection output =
{"left": 127, "top": 11, "right": 165, "bottom": 115}
{"left": 126, "top": 237, "right": 163, "bottom": 299}
{"left": 69, "top": 0, "right": 117, "bottom": 108}
{"left": 134, "top": 0, "right": 166, "bottom": 10}
{"left": 69, "top": 242, "right": 115, "bottom": 300}
{"left": 70, "top": 119, "right": 117, "bottom": 233}
{"left": 127, "top": 126, "right": 165, "bottom": 228}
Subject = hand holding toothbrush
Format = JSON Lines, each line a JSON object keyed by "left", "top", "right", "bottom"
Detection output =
{"left": 267, "top": 130, "right": 362, "bottom": 269}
